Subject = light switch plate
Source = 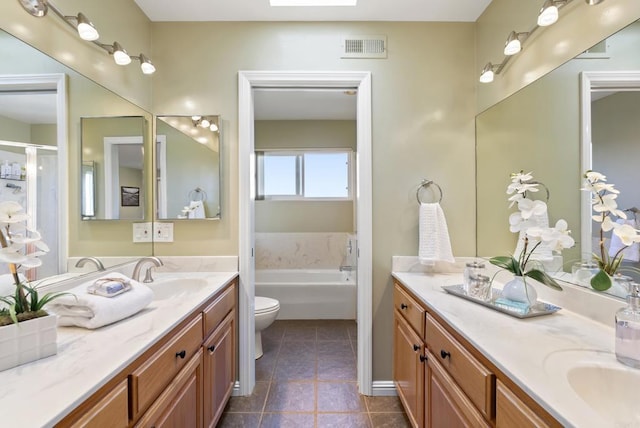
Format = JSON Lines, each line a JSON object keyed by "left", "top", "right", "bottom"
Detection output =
{"left": 133, "top": 222, "right": 152, "bottom": 243}
{"left": 153, "top": 222, "right": 174, "bottom": 242}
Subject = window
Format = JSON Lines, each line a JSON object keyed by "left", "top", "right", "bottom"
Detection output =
{"left": 256, "top": 150, "right": 352, "bottom": 200}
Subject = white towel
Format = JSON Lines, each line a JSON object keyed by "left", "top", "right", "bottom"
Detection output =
{"left": 418, "top": 202, "right": 455, "bottom": 265}
{"left": 609, "top": 219, "right": 640, "bottom": 262}
{"left": 47, "top": 272, "right": 153, "bottom": 329}
{"left": 514, "top": 212, "right": 553, "bottom": 261}
{"left": 187, "top": 200, "right": 206, "bottom": 219}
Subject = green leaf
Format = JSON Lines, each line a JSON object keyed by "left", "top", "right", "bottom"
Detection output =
{"left": 489, "top": 256, "right": 520, "bottom": 275}
{"left": 8, "top": 305, "right": 17, "bottom": 324}
{"left": 590, "top": 269, "right": 612, "bottom": 291}
{"left": 525, "top": 269, "right": 563, "bottom": 291}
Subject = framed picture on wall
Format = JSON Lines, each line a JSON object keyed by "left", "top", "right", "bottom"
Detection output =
{"left": 121, "top": 186, "right": 140, "bottom": 207}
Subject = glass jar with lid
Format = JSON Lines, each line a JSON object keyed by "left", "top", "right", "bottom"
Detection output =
{"left": 463, "top": 261, "right": 486, "bottom": 294}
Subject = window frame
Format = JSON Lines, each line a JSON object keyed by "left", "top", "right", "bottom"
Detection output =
{"left": 256, "top": 148, "right": 354, "bottom": 201}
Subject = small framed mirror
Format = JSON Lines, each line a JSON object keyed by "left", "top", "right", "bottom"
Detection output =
{"left": 80, "top": 116, "right": 146, "bottom": 220}
{"left": 156, "top": 115, "right": 222, "bottom": 220}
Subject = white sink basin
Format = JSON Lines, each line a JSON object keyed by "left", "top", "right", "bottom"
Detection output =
{"left": 543, "top": 349, "right": 640, "bottom": 425}
{"left": 149, "top": 277, "right": 209, "bottom": 301}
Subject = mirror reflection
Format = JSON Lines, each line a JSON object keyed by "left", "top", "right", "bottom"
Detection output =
{"left": 156, "top": 115, "right": 221, "bottom": 220}
{"left": 476, "top": 19, "right": 640, "bottom": 299}
{"left": 81, "top": 116, "right": 146, "bottom": 220}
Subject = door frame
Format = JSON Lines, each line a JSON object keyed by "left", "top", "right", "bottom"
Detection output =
{"left": 238, "top": 70, "right": 373, "bottom": 395}
{"left": 580, "top": 71, "right": 640, "bottom": 256}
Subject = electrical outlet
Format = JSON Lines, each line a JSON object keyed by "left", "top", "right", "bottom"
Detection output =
{"left": 153, "top": 222, "right": 174, "bottom": 242}
{"left": 133, "top": 222, "right": 152, "bottom": 243}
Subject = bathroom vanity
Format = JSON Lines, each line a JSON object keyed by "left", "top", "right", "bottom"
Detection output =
{"left": 392, "top": 268, "right": 632, "bottom": 428}
{"left": 0, "top": 272, "right": 238, "bottom": 428}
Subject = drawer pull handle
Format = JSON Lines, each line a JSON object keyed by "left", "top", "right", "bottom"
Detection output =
{"left": 207, "top": 345, "right": 216, "bottom": 352}
{"left": 176, "top": 350, "right": 187, "bottom": 359}
{"left": 440, "top": 350, "right": 451, "bottom": 360}
{"left": 413, "top": 344, "right": 420, "bottom": 352}
{"left": 420, "top": 354, "right": 428, "bottom": 363}
{"left": 400, "top": 303, "right": 408, "bottom": 310}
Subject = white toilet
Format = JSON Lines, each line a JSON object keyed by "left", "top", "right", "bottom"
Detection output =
{"left": 255, "top": 296, "right": 280, "bottom": 359}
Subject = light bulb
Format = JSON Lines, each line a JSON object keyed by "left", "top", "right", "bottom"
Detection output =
{"left": 479, "top": 63, "right": 494, "bottom": 83}
{"left": 112, "top": 42, "right": 131, "bottom": 65}
{"left": 504, "top": 31, "right": 522, "bottom": 56}
{"left": 200, "top": 119, "right": 211, "bottom": 128}
{"left": 538, "top": 1, "right": 559, "bottom": 27}
{"left": 209, "top": 123, "right": 218, "bottom": 132}
{"left": 192, "top": 116, "right": 201, "bottom": 121}
{"left": 76, "top": 13, "right": 99, "bottom": 41}
{"left": 138, "top": 54, "right": 155, "bottom": 75}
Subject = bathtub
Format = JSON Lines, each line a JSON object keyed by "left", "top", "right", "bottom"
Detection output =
{"left": 255, "top": 269, "right": 356, "bottom": 319}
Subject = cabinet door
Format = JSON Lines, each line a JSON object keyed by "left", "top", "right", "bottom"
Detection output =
{"left": 426, "top": 355, "right": 490, "bottom": 428}
{"left": 496, "top": 380, "right": 549, "bottom": 428}
{"left": 135, "top": 349, "right": 203, "bottom": 428}
{"left": 394, "top": 313, "right": 426, "bottom": 428}
{"left": 70, "top": 380, "right": 128, "bottom": 428}
{"left": 203, "top": 310, "right": 236, "bottom": 428}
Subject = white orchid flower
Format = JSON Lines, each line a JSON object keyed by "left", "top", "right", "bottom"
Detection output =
{"left": 0, "top": 201, "right": 28, "bottom": 225}
{"left": 613, "top": 224, "right": 640, "bottom": 246}
{"left": 601, "top": 216, "right": 617, "bottom": 232}
{"left": 585, "top": 171, "right": 607, "bottom": 182}
{"left": 510, "top": 171, "right": 533, "bottom": 183}
{"left": 509, "top": 212, "right": 526, "bottom": 233}
{"left": 517, "top": 198, "right": 547, "bottom": 219}
{"left": 592, "top": 193, "right": 626, "bottom": 218}
{"left": 508, "top": 192, "right": 524, "bottom": 208}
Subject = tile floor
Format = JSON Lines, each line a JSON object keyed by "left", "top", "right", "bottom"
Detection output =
{"left": 218, "top": 320, "right": 410, "bottom": 427}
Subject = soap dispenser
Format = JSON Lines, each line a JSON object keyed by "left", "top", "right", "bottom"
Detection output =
{"left": 616, "top": 281, "right": 640, "bottom": 368}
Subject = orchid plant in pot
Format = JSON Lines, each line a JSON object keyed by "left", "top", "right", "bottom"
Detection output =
{"left": 0, "top": 201, "right": 69, "bottom": 371}
{"left": 489, "top": 172, "right": 575, "bottom": 305}
{"left": 583, "top": 171, "right": 640, "bottom": 291}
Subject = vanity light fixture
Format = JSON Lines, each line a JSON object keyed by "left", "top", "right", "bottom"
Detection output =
{"left": 504, "top": 31, "right": 529, "bottom": 56}
{"left": 192, "top": 116, "right": 219, "bottom": 132}
{"left": 479, "top": 0, "right": 606, "bottom": 83}
{"left": 17, "top": 0, "right": 156, "bottom": 75}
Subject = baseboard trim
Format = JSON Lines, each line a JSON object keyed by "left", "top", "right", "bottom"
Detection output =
{"left": 371, "top": 381, "right": 397, "bottom": 396}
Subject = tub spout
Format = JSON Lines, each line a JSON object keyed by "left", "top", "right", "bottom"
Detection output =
{"left": 132, "top": 256, "right": 163, "bottom": 283}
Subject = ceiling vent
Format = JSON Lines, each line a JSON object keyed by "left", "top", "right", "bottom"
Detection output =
{"left": 341, "top": 35, "right": 387, "bottom": 59}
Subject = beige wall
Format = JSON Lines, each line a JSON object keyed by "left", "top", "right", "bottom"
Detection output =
{"left": 0, "top": 115, "right": 30, "bottom": 142}
{"left": 31, "top": 124, "right": 57, "bottom": 147}
{"left": 476, "top": 0, "right": 640, "bottom": 112}
{"left": 255, "top": 120, "right": 355, "bottom": 233}
{"left": 151, "top": 22, "right": 477, "bottom": 380}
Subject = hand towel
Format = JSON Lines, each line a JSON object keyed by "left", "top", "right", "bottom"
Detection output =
{"left": 418, "top": 202, "right": 455, "bottom": 265}
{"left": 514, "top": 212, "right": 553, "bottom": 261}
{"left": 47, "top": 272, "right": 153, "bottom": 329}
{"left": 609, "top": 219, "right": 640, "bottom": 262}
{"left": 187, "top": 200, "right": 206, "bottom": 219}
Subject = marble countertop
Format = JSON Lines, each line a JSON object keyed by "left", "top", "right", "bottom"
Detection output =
{"left": 0, "top": 271, "right": 238, "bottom": 428}
{"left": 392, "top": 271, "right": 632, "bottom": 428}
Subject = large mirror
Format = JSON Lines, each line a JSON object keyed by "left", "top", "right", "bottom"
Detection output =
{"left": 81, "top": 116, "right": 147, "bottom": 220}
{"left": 0, "top": 28, "right": 153, "bottom": 282}
{"left": 476, "top": 19, "right": 640, "bottom": 299}
{"left": 156, "top": 115, "right": 221, "bottom": 220}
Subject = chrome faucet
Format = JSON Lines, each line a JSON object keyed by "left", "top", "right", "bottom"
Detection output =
{"left": 75, "top": 257, "right": 105, "bottom": 271}
{"left": 132, "top": 256, "right": 163, "bottom": 283}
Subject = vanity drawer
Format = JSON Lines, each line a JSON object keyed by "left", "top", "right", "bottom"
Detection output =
{"left": 426, "top": 314, "right": 495, "bottom": 419}
{"left": 130, "top": 314, "right": 204, "bottom": 416}
{"left": 394, "top": 283, "right": 426, "bottom": 337}
{"left": 203, "top": 282, "right": 236, "bottom": 338}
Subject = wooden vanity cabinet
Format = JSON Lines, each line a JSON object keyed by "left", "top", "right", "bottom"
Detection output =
{"left": 393, "top": 280, "right": 560, "bottom": 428}
{"left": 55, "top": 278, "right": 238, "bottom": 428}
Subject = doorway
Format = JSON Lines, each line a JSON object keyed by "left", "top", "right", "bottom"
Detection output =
{"left": 238, "top": 71, "right": 372, "bottom": 396}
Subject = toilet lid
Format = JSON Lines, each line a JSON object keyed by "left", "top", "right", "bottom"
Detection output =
{"left": 255, "top": 296, "right": 280, "bottom": 314}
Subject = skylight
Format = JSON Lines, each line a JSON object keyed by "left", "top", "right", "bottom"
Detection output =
{"left": 270, "top": 0, "right": 357, "bottom": 6}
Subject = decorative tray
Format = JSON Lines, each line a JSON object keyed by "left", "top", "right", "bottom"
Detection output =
{"left": 441, "top": 284, "right": 561, "bottom": 319}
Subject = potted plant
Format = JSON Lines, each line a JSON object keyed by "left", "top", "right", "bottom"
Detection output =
{"left": 0, "top": 201, "right": 68, "bottom": 371}
{"left": 583, "top": 171, "right": 640, "bottom": 291}
{"left": 490, "top": 172, "right": 575, "bottom": 304}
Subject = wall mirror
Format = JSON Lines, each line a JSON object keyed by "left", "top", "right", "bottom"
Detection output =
{"left": 476, "top": 19, "right": 640, "bottom": 299}
{"left": 81, "top": 116, "right": 147, "bottom": 220}
{"left": 156, "top": 115, "right": 221, "bottom": 220}
{"left": 0, "top": 27, "right": 153, "bottom": 283}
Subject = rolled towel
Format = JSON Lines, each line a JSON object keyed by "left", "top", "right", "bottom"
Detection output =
{"left": 418, "top": 202, "right": 455, "bottom": 265}
{"left": 47, "top": 272, "right": 153, "bottom": 329}
{"left": 187, "top": 200, "right": 206, "bottom": 219}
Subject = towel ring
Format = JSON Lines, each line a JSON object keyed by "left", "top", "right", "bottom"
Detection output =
{"left": 523, "top": 181, "right": 550, "bottom": 202}
{"left": 416, "top": 179, "right": 443, "bottom": 204}
{"left": 189, "top": 187, "right": 207, "bottom": 202}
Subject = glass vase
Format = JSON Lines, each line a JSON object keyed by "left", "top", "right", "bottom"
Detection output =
{"left": 502, "top": 276, "right": 538, "bottom": 305}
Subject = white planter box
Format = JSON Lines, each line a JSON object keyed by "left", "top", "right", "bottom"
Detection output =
{"left": 0, "top": 314, "right": 57, "bottom": 372}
